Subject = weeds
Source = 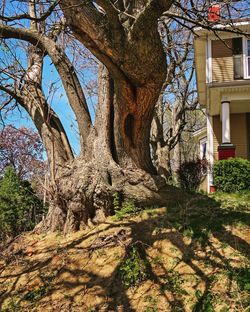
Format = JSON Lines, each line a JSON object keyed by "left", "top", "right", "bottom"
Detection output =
{"left": 113, "top": 194, "right": 139, "bottom": 220}
{"left": 144, "top": 295, "right": 158, "bottom": 312}
{"left": 225, "top": 264, "right": 250, "bottom": 291}
{"left": 22, "top": 285, "right": 48, "bottom": 301}
{"left": 193, "top": 289, "right": 214, "bottom": 312}
{"left": 22, "top": 271, "right": 55, "bottom": 302}
{"left": 119, "top": 245, "right": 149, "bottom": 288}
{"left": 2, "top": 297, "right": 20, "bottom": 312}
{"left": 161, "top": 269, "right": 187, "bottom": 296}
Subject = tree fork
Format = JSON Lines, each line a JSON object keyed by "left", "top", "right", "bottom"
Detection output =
{"left": 39, "top": 66, "right": 171, "bottom": 234}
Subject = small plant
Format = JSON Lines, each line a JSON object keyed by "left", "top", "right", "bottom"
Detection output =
{"left": 161, "top": 269, "right": 187, "bottom": 296}
{"left": 150, "top": 255, "right": 163, "bottom": 266}
{"left": 213, "top": 158, "right": 250, "bottom": 192}
{"left": 193, "top": 289, "right": 214, "bottom": 312}
{"left": 177, "top": 158, "right": 208, "bottom": 192}
{"left": 23, "top": 285, "right": 48, "bottom": 301}
{"left": 22, "top": 271, "right": 55, "bottom": 302}
{"left": 230, "top": 266, "right": 250, "bottom": 293}
{"left": 193, "top": 229, "right": 212, "bottom": 247}
{"left": 113, "top": 192, "right": 120, "bottom": 212}
{"left": 182, "top": 227, "right": 194, "bottom": 239}
{"left": 119, "top": 245, "right": 148, "bottom": 288}
{"left": 114, "top": 198, "right": 139, "bottom": 220}
{"left": 144, "top": 295, "right": 158, "bottom": 312}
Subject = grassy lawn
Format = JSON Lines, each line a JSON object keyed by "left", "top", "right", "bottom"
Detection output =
{"left": 0, "top": 191, "right": 249, "bottom": 311}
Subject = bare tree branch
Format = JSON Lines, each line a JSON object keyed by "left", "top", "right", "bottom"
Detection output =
{"left": 0, "top": 23, "right": 92, "bottom": 148}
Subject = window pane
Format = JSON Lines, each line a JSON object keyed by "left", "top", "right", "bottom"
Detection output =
{"left": 248, "top": 40, "right": 250, "bottom": 56}
{"left": 248, "top": 57, "right": 250, "bottom": 76}
{"left": 234, "top": 55, "right": 243, "bottom": 79}
{"left": 233, "top": 37, "right": 242, "bottom": 55}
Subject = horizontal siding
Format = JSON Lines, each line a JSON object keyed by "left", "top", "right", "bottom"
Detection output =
{"left": 212, "top": 39, "right": 232, "bottom": 58}
{"left": 212, "top": 39, "right": 234, "bottom": 83}
{"left": 212, "top": 57, "right": 234, "bottom": 82}
{"left": 213, "top": 115, "right": 221, "bottom": 161}
{"left": 231, "top": 114, "right": 248, "bottom": 158}
{"left": 247, "top": 113, "right": 250, "bottom": 159}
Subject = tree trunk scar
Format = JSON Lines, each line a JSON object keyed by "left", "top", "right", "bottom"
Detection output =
{"left": 108, "top": 78, "right": 118, "bottom": 162}
{"left": 124, "top": 113, "right": 135, "bottom": 146}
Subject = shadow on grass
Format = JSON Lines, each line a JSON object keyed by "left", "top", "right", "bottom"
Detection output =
{"left": 0, "top": 192, "right": 249, "bottom": 311}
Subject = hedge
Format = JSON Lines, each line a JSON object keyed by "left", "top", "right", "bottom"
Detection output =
{"left": 213, "top": 158, "right": 250, "bottom": 192}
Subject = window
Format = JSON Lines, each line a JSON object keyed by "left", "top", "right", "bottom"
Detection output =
{"left": 209, "top": 37, "right": 250, "bottom": 82}
{"left": 200, "top": 138, "right": 207, "bottom": 159}
{"left": 233, "top": 38, "right": 243, "bottom": 79}
{"left": 247, "top": 39, "right": 250, "bottom": 77}
{"left": 233, "top": 37, "right": 242, "bottom": 55}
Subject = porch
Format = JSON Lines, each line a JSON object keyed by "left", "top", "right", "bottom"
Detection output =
{"left": 207, "top": 84, "right": 250, "bottom": 162}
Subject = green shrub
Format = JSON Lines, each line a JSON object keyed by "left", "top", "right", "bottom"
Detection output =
{"left": 113, "top": 192, "right": 139, "bottom": 220}
{"left": 213, "top": 158, "right": 250, "bottom": 192}
{"left": 177, "top": 158, "right": 208, "bottom": 191}
{"left": 0, "top": 167, "right": 45, "bottom": 241}
{"left": 119, "top": 245, "right": 148, "bottom": 288}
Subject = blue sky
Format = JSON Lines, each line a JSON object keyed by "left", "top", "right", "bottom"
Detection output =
{"left": 0, "top": 1, "right": 98, "bottom": 157}
{"left": 1, "top": 45, "right": 97, "bottom": 157}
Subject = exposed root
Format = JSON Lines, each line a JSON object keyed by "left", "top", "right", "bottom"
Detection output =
{"left": 37, "top": 156, "right": 184, "bottom": 234}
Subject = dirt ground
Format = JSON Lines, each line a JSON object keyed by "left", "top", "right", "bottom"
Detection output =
{"left": 0, "top": 194, "right": 249, "bottom": 312}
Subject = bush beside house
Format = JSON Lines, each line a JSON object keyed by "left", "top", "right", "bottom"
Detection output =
{"left": 177, "top": 158, "right": 208, "bottom": 191}
{"left": 213, "top": 158, "right": 250, "bottom": 193}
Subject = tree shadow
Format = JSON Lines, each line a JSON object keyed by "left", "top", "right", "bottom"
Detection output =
{"left": 0, "top": 192, "right": 249, "bottom": 311}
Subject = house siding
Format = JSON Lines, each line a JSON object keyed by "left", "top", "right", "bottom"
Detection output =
{"left": 247, "top": 113, "right": 250, "bottom": 159}
{"left": 213, "top": 113, "right": 248, "bottom": 160}
{"left": 211, "top": 39, "right": 234, "bottom": 82}
{"left": 213, "top": 115, "right": 221, "bottom": 161}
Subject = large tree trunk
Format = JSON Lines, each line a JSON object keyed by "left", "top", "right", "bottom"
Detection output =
{"left": 41, "top": 65, "right": 176, "bottom": 234}
{"left": 39, "top": 0, "right": 176, "bottom": 233}
{"left": 0, "top": 0, "right": 178, "bottom": 234}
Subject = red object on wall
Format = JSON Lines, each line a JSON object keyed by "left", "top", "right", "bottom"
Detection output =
{"left": 218, "top": 145, "right": 236, "bottom": 160}
{"left": 208, "top": 4, "right": 221, "bottom": 22}
{"left": 210, "top": 185, "right": 216, "bottom": 193}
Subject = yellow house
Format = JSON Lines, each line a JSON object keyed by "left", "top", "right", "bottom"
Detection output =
{"left": 194, "top": 18, "right": 250, "bottom": 192}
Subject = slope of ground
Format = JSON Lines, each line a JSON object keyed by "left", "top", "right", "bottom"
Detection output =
{"left": 0, "top": 192, "right": 249, "bottom": 312}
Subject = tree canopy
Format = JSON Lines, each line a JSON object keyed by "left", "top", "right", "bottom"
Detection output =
{"left": 0, "top": 125, "right": 45, "bottom": 180}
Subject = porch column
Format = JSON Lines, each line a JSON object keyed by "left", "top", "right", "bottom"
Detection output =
{"left": 218, "top": 100, "right": 236, "bottom": 160}
{"left": 221, "top": 101, "right": 231, "bottom": 143}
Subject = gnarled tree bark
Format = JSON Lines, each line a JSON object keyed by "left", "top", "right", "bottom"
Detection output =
{"left": 0, "top": 0, "right": 183, "bottom": 234}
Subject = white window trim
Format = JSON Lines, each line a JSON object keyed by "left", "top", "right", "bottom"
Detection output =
{"left": 207, "top": 113, "right": 214, "bottom": 193}
{"left": 206, "top": 39, "right": 212, "bottom": 83}
{"left": 243, "top": 37, "right": 250, "bottom": 79}
{"left": 208, "top": 37, "right": 250, "bottom": 80}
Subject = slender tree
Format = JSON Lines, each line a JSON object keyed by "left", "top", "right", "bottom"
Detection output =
{"left": 151, "top": 20, "right": 200, "bottom": 178}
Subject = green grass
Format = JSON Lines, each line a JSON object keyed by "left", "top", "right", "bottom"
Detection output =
{"left": 211, "top": 191, "right": 250, "bottom": 210}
